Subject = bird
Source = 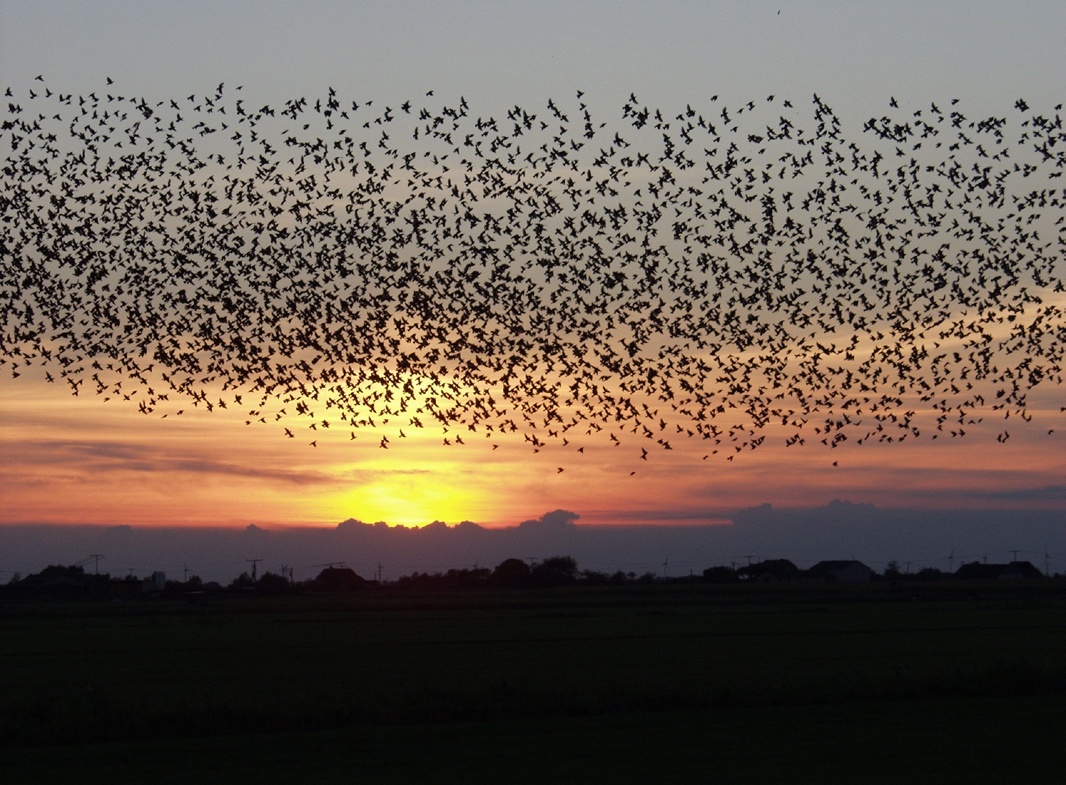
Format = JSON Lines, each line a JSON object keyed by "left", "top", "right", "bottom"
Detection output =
{"left": 0, "top": 82, "right": 1061, "bottom": 476}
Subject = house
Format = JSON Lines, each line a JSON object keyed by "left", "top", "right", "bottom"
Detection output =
{"left": 806, "top": 560, "right": 874, "bottom": 582}
{"left": 954, "top": 561, "right": 1042, "bottom": 580}
{"left": 13, "top": 564, "right": 107, "bottom": 593}
{"left": 313, "top": 566, "right": 369, "bottom": 591}
{"left": 738, "top": 558, "right": 801, "bottom": 582}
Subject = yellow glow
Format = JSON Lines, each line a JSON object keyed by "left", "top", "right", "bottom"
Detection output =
{"left": 328, "top": 469, "right": 478, "bottom": 526}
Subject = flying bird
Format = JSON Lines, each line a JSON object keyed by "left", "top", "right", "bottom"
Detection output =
{"left": 0, "top": 83, "right": 1062, "bottom": 473}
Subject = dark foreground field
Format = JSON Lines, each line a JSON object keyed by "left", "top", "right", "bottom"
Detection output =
{"left": 3, "top": 581, "right": 1066, "bottom": 783}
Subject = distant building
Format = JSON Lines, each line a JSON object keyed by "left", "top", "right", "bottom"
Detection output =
{"left": 954, "top": 561, "right": 1042, "bottom": 580}
{"left": 142, "top": 571, "right": 166, "bottom": 592}
{"left": 739, "top": 558, "right": 801, "bottom": 582}
{"left": 806, "top": 560, "right": 874, "bottom": 582}
{"left": 313, "top": 566, "right": 369, "bottom": 591}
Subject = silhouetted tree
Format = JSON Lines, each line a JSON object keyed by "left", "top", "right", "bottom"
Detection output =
{"left": 703, "top": 565, "right": 739, "bottom": 583}
{"left": 579, "top": 570, "right": 611, "bottom": 586}
{"left": 532, "top": 555, "right": 578, "bottom": 587}
{"left": 916, "top": 567, "right": 946, "bottom": 581}
{"left": 489, "top": 558, "right": 532, "bottom": 588}
{"left": 442, "top": 567, "right": 490, "bottom": 588}
{"left": 395, "top": 567, "right": 491, "bottom": 590}
{"left": 257, "top": 571, "right": 290, "bottom": 593}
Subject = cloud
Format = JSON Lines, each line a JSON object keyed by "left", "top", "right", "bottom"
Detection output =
{"left": 982, "top": 486, "right": 1066, "bottom": 501}
{"left": 585, "top": 508, "right": 735, "bottom": 524}
{"left": 0, "top": 439, "right": 338, "bottom": 486}
{"left": 342, "top": 467, "right": 433, "bottom": 482}
{"left": 168, "top": 459, "right": 336, "bottom": 485}
{"left": 518, "top": 509, "right": 580, "bottom": 530}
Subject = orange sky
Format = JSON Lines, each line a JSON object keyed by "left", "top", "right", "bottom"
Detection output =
{"left": 4, "top": 363, "right": 1065, "bottom": 530}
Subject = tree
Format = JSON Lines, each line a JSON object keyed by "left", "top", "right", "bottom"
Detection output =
{"left": 257, "top": 571, "right": 290, "bottom": 593}
{"left": 579, "top": 570, "right": 610, "bottom": 586}
{"left": 489, "top": 558, "right": 532, "bottom": 588}
{"left": 916, "top": 567, "right": 946, "bottom": 581}
{"left": 532, "top": 556, "right": 578, "bottom": 587}
{"left": 702, "top": 565, "right": 738, "bottom": 583}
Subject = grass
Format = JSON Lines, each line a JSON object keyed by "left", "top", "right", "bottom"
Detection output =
{"left": 2, "top": 581, "right": 1065, "bottom": 781}
{"left": 5, "top": 696, "right": 1066, "bottom": 784}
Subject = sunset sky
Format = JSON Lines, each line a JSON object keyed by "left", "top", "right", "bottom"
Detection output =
{"left": 2, "top": 1, "right": 1066, "bottom": 533}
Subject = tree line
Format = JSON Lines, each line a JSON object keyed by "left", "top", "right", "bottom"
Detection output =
{"left": 1, "top": 554, "right": 1052, "bottom": 598}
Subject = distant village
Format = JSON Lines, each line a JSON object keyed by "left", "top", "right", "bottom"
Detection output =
{"left": 0, "top": 554, "right": 1054, "bottom": 599}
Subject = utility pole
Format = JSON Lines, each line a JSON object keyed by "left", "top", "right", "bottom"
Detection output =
{"left": 247, "top": 558, "right": 262, "bottom": 581}
{"left": 1010, "top": 550, "right": 1020, "bottom": 563}
{"left": 89, "top": 554, "right": 105, "bottom": 575}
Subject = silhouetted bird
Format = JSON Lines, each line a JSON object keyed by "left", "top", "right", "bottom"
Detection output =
{"left": 0, "top": 80, "right": 1062, "bottom": 471}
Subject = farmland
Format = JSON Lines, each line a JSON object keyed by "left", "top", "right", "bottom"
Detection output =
{"left": 3, "top": 581, "right": 1066, "bottom": 782}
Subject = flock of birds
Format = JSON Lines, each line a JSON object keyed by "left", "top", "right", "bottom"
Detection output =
{"left": 1, "top": 78, "right": 1064, "bottom": 466}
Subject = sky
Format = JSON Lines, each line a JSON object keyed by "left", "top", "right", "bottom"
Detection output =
{"left": 2, "top": 1, "right": 1066, "bottom": 564}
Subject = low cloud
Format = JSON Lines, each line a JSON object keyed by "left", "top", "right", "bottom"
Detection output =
{"left": 983, "top": 486, "right": 1066, "bottom": 501}
{"left": 518, "top": 509, "right": 580, "bottom": 530}
{"left": 0, "top": 439, "right": 338, "bottom": 486}
{"left": 587, "top": 508, "right": 734, "bottom": 524}
{"left": 3, "top": 504, "right": 1066, "bottom": 584}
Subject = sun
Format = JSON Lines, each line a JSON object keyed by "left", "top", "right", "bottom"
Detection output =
{"left": 325, "top": 467, "right": 480, "bottom": 527}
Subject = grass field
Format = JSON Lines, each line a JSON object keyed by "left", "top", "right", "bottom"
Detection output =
{"left": 3, "top": 581, "right": 1065, "bottom": 782}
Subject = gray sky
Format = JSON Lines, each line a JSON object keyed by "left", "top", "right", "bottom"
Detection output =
{"left": 2, "top": 505, "right": 1064, "bottom": 582}
{"left": 3, "top": 1, "right": 1064, "bottom": 117}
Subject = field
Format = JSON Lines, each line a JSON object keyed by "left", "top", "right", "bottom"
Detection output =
{"left": 3, "top": 581, "right": 1066, "bottom": 783}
